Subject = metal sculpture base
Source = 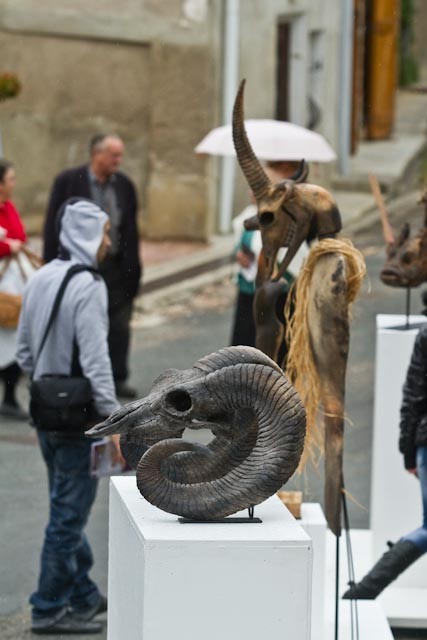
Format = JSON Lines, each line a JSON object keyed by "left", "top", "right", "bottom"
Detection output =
{"left": 179, "top": 517, "right": 263, "bottom": 524}
{"left": 179, "top": 506, "right": 261, "bottom": 524}
{"left": 387, "top": 321, "right": 425, "bottom": 331}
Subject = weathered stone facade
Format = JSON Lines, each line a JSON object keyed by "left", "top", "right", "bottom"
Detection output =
{"left": 0, "top": 0, "right": 343, "bottom": 240}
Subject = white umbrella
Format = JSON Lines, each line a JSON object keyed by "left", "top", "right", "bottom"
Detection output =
{"left": 195, "top": 119, "right": 336, "bottom": 162}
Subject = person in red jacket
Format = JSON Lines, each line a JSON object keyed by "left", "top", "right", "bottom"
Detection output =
{"left": 0, "top": 159, "right": 28, "bottom": 419}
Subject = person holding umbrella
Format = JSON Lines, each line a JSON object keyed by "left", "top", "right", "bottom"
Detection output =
{"left": 195, "top": 116, "right": 336, "bottom": 353}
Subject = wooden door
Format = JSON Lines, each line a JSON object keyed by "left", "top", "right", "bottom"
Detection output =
{"left": 365, "top": 0, "right": 399, "bottom": 139}
{"left": 351, "top": 0, "right": 367, "bottom": 153}
{"left": 276, "top": 22, "right": 290, "bottom": 121}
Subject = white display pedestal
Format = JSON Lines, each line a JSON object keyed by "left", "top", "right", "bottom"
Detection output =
{"left": 300, "top": 504, "right": 327, "bottom": 640}
{"left": 108, "top": 477, "right": 313, "bottom": 640}
{"left": 370, "top": 314, "right": 427, "bottom": 626}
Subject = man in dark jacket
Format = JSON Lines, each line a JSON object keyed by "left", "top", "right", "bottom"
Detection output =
{"left": 43, "top": 134, "right": 142, "bottom": 398}
{"left": 343, "top": 325, "right": 427, "bottom": 600}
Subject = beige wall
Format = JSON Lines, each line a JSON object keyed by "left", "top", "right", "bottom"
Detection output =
{"left": 413, "top": 0, "right": 427, "bottom": 66}
{"left": 0, "top": 31, "right": 150, "bottom": 232}
{"left": 231, "top": 0, "right": 341, "bottom": 215}
{"left": 0, "top": 0, "right": 342, "bottom": 239}
{"left": 0, "top": 0, "right": 219, "bottom": 240}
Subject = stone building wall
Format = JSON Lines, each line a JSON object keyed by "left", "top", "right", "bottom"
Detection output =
{"left": 0, "top": 0, "right": 342, "bottom": 239}
{"left": 0, "top": 0, "right": 220, "bottom": 239}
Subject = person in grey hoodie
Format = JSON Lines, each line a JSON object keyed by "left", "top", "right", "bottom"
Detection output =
{"left": 16, "top": 199, "right": 122, "bottom": 635}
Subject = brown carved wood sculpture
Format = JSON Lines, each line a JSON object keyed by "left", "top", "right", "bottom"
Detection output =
{"left": 379, "top": 189, "right": 427, "bottom": 288}
{"left": 87, "top": 346, "right": 306, "bottom": 520}
{"left": 232, "top": 80, "right": 366, "bottom": 536}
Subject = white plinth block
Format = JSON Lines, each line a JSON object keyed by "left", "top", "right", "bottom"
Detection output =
{"left": 370, "top": 314, "right": 427, "bottom": 626}
{"left": 300, "top": 503, "right": 327, "bottom": 640}
{"left": 372, "top": 314, "right": 427, "bottom": 586}
{"left": 108, "top": 477, "right": 313, "bottom": 640}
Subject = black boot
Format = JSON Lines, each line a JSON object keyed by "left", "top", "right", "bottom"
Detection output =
{"left": 342, "top": 539, "right": 423, "bottom": 600}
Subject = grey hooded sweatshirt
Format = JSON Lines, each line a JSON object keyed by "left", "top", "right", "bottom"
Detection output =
{"left": 16, "top": 200, "right": 120, "bottom": 417}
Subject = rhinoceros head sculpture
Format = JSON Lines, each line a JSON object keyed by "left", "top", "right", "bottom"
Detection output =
{"left": 87, "top": 346, "right": 306, "bottom": 520}
{"left": 232, "top": 80, "right": 342, "bottom": 281}
{"left": 380, "top": 190, "right": 427, "bottom": 288}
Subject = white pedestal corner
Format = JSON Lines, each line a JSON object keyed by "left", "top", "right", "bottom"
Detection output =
{"left": 369, "top": 314, "right": 427, "bottom": 626}
{"left": 107, "top": 476, "right": 313, "bottom": 640}
{"left": 300, "top": 503, "right": 327, "bottom": 640}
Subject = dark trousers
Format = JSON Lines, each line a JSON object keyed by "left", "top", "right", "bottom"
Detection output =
{"left": 230, "top": 291, "right": 256, "bottom": 347}
{"left": 0, "top": 361, "right": 21, "bottom": 404}
{"left": 30, "top": 432, "right": 100, "bottom": 620}
{"left": 230, "top": 288, "right": 289, "bottom": 365}
{"left": 403, "top": 446, "right": 427, "bottom": 553}
{"left": 108, "top": 291, "right": 133, "bottom": 383}
{"left": 101, "top": 256, "right": 134, "bottom": 383}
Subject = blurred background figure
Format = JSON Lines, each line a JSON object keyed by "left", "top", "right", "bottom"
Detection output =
{"left": 230, "top": 160, "right": 309, "bottom": 349}
{"left": 0, "top": 159, "right": 29, "bottom": 419}
{"left": 42, "top": 134, "right": 142, "bottom": 400}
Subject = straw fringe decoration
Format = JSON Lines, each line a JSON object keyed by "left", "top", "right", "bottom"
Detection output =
{"left": 284, "top": 237, "right": 366, "bottom": 469}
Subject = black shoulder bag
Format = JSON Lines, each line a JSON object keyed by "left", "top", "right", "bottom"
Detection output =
{"left": 30, "top": 264, "right": 99, "bottom": 433}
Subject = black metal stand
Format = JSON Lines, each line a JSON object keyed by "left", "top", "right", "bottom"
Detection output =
{"left": 334, "top": 478, "right": 360, "bottom": 640}
{"left": 406, "top": 287, "right": 411, "bottom": 329}
{"left": 178, "top": 506, "right": 262, "bottom": 524}
{"left": 386, "top": 287, "right": 427, "bottom": 331}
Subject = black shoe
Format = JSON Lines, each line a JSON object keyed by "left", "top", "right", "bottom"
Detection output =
{"left": 71, "top": 595, "right": 108, "bottom": 621}
{"left": 31, "top": 610, "right": 102, "bottom": 634}
{"left": 342, "top": 539, "right": 423, "bottom": 600}
{"left": 0, "top": 401, "right": 29, "bottom": 420}
{"left": 115, "top": 382, "right": 137, "bottom": 399}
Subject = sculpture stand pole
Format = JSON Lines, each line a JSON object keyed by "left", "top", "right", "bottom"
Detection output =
{"left": 342, "top": 487, "right": 359, "bottom": 640}
{"left": 334, "top": 480, "right": 360, "bottom": 640}
{"left": 335, "top": 535, "right": 340, "bottom": 640}
{"left": 405, "top": 287, "right": 411, "bottom": 329}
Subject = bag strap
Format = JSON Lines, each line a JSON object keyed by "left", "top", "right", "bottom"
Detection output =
{"left": 34, "top": 264, "right": 99, "bottom": 369}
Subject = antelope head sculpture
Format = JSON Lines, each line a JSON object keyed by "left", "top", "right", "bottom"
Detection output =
{"left": 87, "top": 346, "right": 306, "bottom": 520}
{"left": 233, "top": 80, "right": 342, "bottom": 282}
{"left": 380, "top": 190, "right": 427, "bottom": 288}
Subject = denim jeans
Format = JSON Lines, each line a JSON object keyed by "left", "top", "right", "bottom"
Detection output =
{"left": 402, "top": 446, "right": 427, "bottom": 553}
{"left": 30, "top": 431, "right": 100, "bottom": 620}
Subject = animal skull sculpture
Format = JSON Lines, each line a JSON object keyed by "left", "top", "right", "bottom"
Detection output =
{"left": 233, "top": 80, "right": 342, "bottom": 282}
{"left": 380, "top": 191, "right": 427, "bottom": 288}
{"left": 87, "top": 346, "right": 306, "bottom": 520}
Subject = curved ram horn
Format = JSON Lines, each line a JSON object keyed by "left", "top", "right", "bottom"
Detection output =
{"left": 194, "top": 345, "right": 283, "bottom": 375}
{"left": 232, "top": 79, "right": 271, "bottom": 201}
{"left": 289, "top": 159, "right": 309, "bottom": 183}
{"left": 136, "top": 361, "right": 306, "bottom": 520}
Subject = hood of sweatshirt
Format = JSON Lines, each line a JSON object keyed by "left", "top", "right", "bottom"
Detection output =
{"left": 59, "top": 199, "right": 109, "bottom": 267}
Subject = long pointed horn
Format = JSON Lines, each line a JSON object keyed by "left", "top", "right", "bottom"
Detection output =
{"left": 369, "top": 174, "right": 395, "bottom": 244}
{"left": 290, "top": 159, "right": 309, "bottom": 183}
{"left": 232, "top": 79, "right": 271, "bottom": 200}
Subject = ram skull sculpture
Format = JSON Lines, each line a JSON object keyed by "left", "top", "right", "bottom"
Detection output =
{"left": 87, "top": 346, "right": 306, "bottom": 520}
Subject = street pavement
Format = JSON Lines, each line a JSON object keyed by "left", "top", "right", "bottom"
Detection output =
{"left": 0, "top": 227, "right": 426, "bottom": 639}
